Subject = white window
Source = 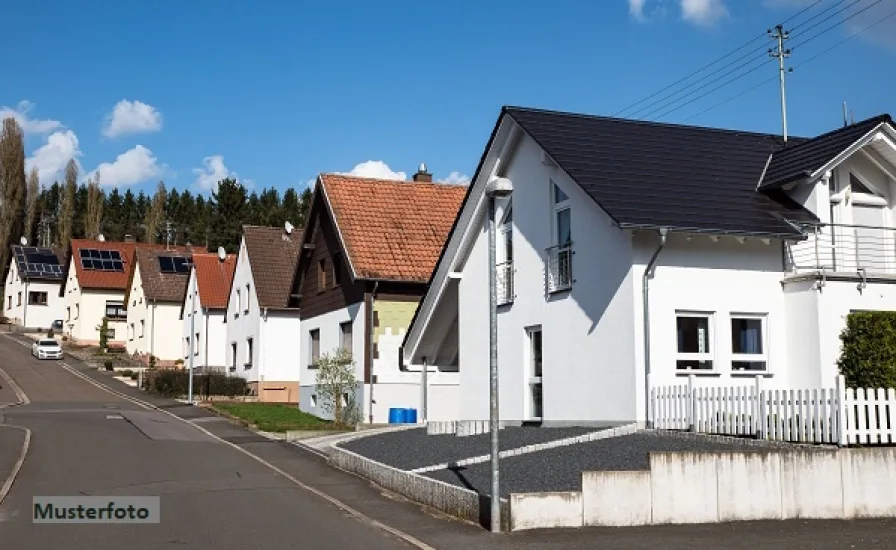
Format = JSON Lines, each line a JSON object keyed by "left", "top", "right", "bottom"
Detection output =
{"left": 676, "top": 312, "right": 714, "bottom": 371}
{"left": 526, "top": 326, "right": 543, "bottom": 420}
{"left": 309, "top": 329, "right": 320, "bottom": 367}
{"left": 731, "top": 314, "right": 767, "bottom": 372}
{"left": 245, "top": 337, "right": 253, "bottom": 367}
{"left": 139, "top": 319, "right": 145, "bottom": 338}
{"left": 230, "top": 342, "right": 237, "bottom": 371}
{"left": 235, "top": 289, "right": 241, "bottom": 318}
{"left": 184, "top": 337, "right": 190, "bottom": 359}
{"left": 75, "top": 304, "right": 79, "bottom": 319}
{"left": 244, "top": 284, "right": 250, "bottom": 313}
{"left": 340, "top": 321, "right": 352, "bottom": 352}
{"left": 548, "top": 181, "right": 573, "bottom": 291}
{"left": 497, "top": 204, "right": 514, "bottom": 305}
{"left": 129, "top": 323, "right": 134, "bottom": 341}
{"left": 195, "top": 333, "right": 200, "bottom": 356}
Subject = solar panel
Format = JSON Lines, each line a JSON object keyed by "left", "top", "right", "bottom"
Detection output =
{"left": 157, "top": 255, "right": 190, "bottom": 274}
{"left": 78, "top": 248, "right": 125, "bottom": 272}
{"left": 12, "top": 245, "right": 64, "bottom": 281}
{"left": 158, "top": 256, "right": 175, "bottom": 273}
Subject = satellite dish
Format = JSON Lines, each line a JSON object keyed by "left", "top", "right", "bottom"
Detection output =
{"left": 217, "top": 246, "right": 226, "bottom": 261}
{"left": 97, "top": 234, "right": 106, "bottom": 242}
{"left": 284, "top": 221, "right": 294, "bottom": 235}
{"left": 19, "top": 236, "right": 27, "bottom": 246}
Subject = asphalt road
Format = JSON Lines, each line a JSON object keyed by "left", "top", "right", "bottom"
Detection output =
{"left": 1, "top": 332, "right": 896, "bottom": 549}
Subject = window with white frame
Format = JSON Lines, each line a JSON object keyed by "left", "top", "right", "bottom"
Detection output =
{"left": 675, "top": 312, "right": 714, "bottom": 371}
{"left": 244, "top": 284, "right": 250, "bottom": 313}
{"left": 235, "top": 289, "right": 241, "bottom": 318}
{"left": 140, "top": 319, "right": 145, "bottom": 338}
{"left": 245, "top": 337, "right": 253, "bottom": 368}
{"left": 526, "top": 326, "right": 543, "bottom": 420}
{"left": 548, "top": 181, "right": 573, "bottom": 291}
{"left": 730, "top": 314, "right": 767, "bottom": 372}
{"left": 497, "top": 203, "right": 514, "bottom": 305}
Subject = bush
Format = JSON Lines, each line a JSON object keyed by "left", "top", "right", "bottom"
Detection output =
{"left": 119, "top": 369, "right": 135, "bottom": 378}
{"left": 47, "top": 328, "right": 54, "bottom": 338}
{"left": 104, "top": 360, "right": 114, "bottom": 371}
{"left": 129, "top": 373, "right": 139, "bottom": 381}
{"left": 838, "top": 311, "right": 896, "bottom": 388}
{"left": 143, "top": 370, "right": 249, "bottom": 399}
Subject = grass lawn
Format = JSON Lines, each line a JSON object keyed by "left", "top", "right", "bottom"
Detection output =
{"left": 211, "top": 402, "right": 341, "bottom": 433}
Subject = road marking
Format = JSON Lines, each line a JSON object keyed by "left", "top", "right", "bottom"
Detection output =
{"left": 45, "top": 358, "right": 434, "bottom": 549}
{"left": 0, "top": 358, "right": 32, "bottom": 510}
{"left": 0, "top": 365, "right": 30, "bottom": 408}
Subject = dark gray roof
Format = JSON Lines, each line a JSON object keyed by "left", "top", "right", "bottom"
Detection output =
{"left": 504, "top": 106, "right": 818, "bottom": 237}
{"left": 760, "top": 114, "right": 893, "bottom": 189}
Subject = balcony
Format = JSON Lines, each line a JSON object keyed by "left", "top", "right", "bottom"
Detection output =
{"left": 496, "top": 261, "right": 514, "bottom": 305}
{"left": 546, "top": 243, "right": 573, "bottom": 293}
{"left": 785, "top": 223, "right": 896, "bottom": 277}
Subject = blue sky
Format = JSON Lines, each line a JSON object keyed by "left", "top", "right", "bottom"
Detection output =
{"left": 3, "top": 0, "right": 894, "bottom": 195}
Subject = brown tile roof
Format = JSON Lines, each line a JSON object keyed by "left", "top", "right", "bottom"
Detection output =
{"left": 243, "top": 225, "right": 302, "bottom": 309}
{"left": 192, "top": 253, "right": 237, "bottom": 309}
{"left": 69, "top": 239, "right": 171, "bottom": 291}
{"left": 319, "top": 174, "right": 466, "bottom": 282}
{"left": 130, "top": 248, "right": 193, "bottom": 303}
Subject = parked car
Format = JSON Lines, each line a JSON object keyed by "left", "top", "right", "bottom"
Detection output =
{"left": 51, "top": 319, "right": 63, "bottom": 331}
{"left": 32, "top": 338, "right": 63, "bottom": 360}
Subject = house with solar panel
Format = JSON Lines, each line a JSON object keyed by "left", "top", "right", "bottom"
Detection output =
{"left": 124, "top": 248, "right": 193, "bottom": 365}
{"left": 181, "top": 251, "right": 237, "bottom": 372}
{"left": 402, "top": 106, "right": 896, "bottom": 427}
{"left": 4, "top": 245, "right": 67, "bottom": 329}
{"left": 62, "top": 239, "right": 168, "bottom": 347}
{"left": 224, "top": 225, "right": 302, "bottom": 402}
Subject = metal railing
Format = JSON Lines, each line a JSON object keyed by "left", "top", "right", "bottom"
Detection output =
{"left": 546, "top": 243, "right": 573, "bottom": 293}
{"left": 785, "top": 223, "right": 896, "bottom": 276}
{"left": 496, "top": 261, "right": 514, "bottom": 305}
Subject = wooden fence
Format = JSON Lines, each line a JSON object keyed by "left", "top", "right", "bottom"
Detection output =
{"left": 650, "top": 375, "right": 896, "bottom": 446}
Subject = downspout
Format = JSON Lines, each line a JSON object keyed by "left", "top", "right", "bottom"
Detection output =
{"left": 151, "top": 298, "right": 156, "bottom": 363}
{"left": 642, "top": 228, "right": 668, "bottom": 428}
{"left": 204, "top": 307, "right": 209, "bottom": 370}
{"left": 23, "top": 280, "right": 28, "bottom": 329}
{"left": 260, "top": 307, "right": 268, "bottom": 397}
{"left": 368, "top": 281, "right": 379, "bottom": 424}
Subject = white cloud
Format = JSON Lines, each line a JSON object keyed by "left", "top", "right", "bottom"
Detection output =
{"left": 0, "top": 100, "right": 63, "bottom": 135}
{"left": 342, "top": 160, "right": 407, "bottom": 180}
{"left": 102, "top": 100, "right": 163, "bottom": 138}
{"left": 90, "top": 145, "right": 163, "bottom": 187}
{"left": 26, "top": 130, "right": 82, "bottom": 187}
{"left": 192, "top": 155, "right": 248, "bottom": 192}
{"left": 629, "top": 0, "right": 648, "bottom": 20}
{"left": 440, "top": 171, "right": 471, "bottom": 185}
{"left": 681, "top": 0, "right": 729, "bottom": 27}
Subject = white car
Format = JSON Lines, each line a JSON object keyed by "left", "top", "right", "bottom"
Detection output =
{"left": 32, "top": 338, "right": 63, "bottom": 360}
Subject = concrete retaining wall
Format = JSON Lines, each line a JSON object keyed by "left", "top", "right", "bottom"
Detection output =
{"left": 508, "top": 447, "right": 896, "bottom": 531}
{"left": 329, "top": 444, "right": 508, "bottom": 528}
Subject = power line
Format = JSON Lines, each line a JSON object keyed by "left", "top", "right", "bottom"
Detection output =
{"left": 789, "top": 0, "right": 859, "bottom": 32}
{"left": 679, "top": 5, "right": 896, "bottom": 124}
{"left": 790, "top": 0, "right": 883, "bottom": 50}
{"left": 612, "top": 0, "right": 822, "bottom": 117}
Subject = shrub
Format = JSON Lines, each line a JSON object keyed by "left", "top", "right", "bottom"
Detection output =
{"left": 315, "top": 347, "right": 360, "bottom": 427}
{"left": 61, "top": 335, "right": 68, "bottom": 342}
{"left": 97, "top": 317, "right": 110, "bottom": 351}
{"left": 47, "top": 328, "right": 55, "bottom": 338}
{"left": 129, "top": 373, "right": 139, "bottom": 381}
{"left": 104, "top": 360, "right": 114, "bottom": 371}
{"left": 119, "top": 369, "right": 135, "bottom": 378}
{"left": 143, "top": 370, "right": 249, "bottom": 399}
{"left": 838, "top": 311, "right": 896, "bottom": 388}
{"left": 149, "top": 355, "right": 157, "bottom": 368}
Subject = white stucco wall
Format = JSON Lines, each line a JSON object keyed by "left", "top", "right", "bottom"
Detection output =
{"left": 259, "top": 310, "right": 301, "bottom": 383}
{"left": 457, "top": 133, "right": 637, "bottom": 424}
{"left": 125, "top": 267, "right": 146, "bottom": 356}
{"left": 4, "top": 261, "right": 64, "bottom": 329}
{"left": 182, "top": 271, "right": 228, "bottom": 370}
{"left": 63, "top": 258, "right": 128, "bottom": 345}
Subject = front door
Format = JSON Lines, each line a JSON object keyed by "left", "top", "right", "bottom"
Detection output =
{"left": 526, "top": 327, "right": 543, "bottom": 421}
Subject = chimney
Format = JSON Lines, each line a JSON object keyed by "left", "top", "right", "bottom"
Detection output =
{"left": 124, "top": 234, "right": 135, "bottom": 242}
{"left": 412, "top": 162, "right": 432, "bottom": 183}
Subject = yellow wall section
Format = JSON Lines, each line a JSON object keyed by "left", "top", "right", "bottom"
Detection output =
{"left": 373, "top": 299, "right": 419, "bottom": 342}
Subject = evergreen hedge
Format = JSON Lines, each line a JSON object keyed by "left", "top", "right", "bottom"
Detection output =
{"left": 143, "top": 369, "right": 249, "bottom": 399}
{"left": 838, "top": 311, "right": 896, "bottom": 388}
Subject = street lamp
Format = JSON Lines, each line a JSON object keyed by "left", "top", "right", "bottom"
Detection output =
{"left": 187, "top": 258, "right": 196, "bottom": 405}
{"left": 485, "top": 176, "right": 513, "bottom": 533}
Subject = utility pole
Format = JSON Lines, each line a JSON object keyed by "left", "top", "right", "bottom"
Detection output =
{"left": 164, "top": 220, "right": 174, "bottom": 250}
{"left": 38, "top": 213, "right": 54, "bottom": 248}
{"left": 769, "top": 24, "right": 792, "bottom": 143}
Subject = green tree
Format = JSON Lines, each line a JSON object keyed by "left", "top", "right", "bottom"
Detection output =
{"left": 104, "top": 188, "right": 124, "bottom": 241}
{"left": 209, "top": 178, "right": 247, "bottom": 253}
{"left": 97, "top": 316, "right": 110, "bottom": 352}
{"left": 178, "top": 190, "right": 196, "bottom": 244}
{"left": 258, "top": 187, "right": 282, "bottom": 227}
{"left": 135, "top": 190, "right": 149, "bottom": 241}
{"left": 0, "top": 117, "right": 27, "bottom": 274}
{"left": 121, "top": 189, "right": 139, "bottom": 240}
{"left": 191, "top": 195, "right": 211, "bottom": 250}
{"left": 24, "top": 167, "right": 40, "bottom": 244}
{"left": 73, "top": 183, "right": 88, "bottom": 239}
{"left": 58, "top": 161, "right": 77, "bottom": 245}
{"left": 144, "top": 181, "right": 167, "bottom": 244}
{"left": 314, "top": 347, "right": 360, "bottom": 426}
{"left": 838, "top": 312, "right": 896, "bottom": 388}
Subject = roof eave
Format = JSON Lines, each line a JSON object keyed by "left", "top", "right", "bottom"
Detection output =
{"left": 617, "top": 223, "right": 807, "bottom": 241}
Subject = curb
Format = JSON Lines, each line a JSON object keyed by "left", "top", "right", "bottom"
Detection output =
{"left": 0, "top": 363, "right": 32, "bottom": 510}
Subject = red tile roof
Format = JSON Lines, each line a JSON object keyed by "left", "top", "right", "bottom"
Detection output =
{"left": 132, "top": 248, "right": 193, "bottom": 303}
{"left": 191, "top": 253, "right": 237, "bottom": 309}
{"left": 69, "top": 239, "right": 172, "bottom": 291}
{"left": 319, "top": 174, "right": 466, "bottom": 282}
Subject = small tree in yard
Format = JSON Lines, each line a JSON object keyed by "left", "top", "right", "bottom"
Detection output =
{"left": 838, "top": 311, "right": 896, "bottom": 388}
{"left": 314, "top": 347, "right": 359, "bottom": 426}
{"left": 96, "top": 317, "right": 110, "bottom": 353}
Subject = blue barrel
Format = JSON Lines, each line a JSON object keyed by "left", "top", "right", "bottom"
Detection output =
{"left": 388, "top": 408, "right": 403, "bottom": 424}
{"left": 405, "top": 408, "right": 418, "bottom": 424}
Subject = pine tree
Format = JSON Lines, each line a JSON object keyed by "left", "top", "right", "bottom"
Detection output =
{"left": 191, "top": 195, "right": 210, "bottom": 251}
{"left": 246, "top": 191, "right": 261, "bottom": 225}
{"left": 0, "top": 117, "right": 26, "bottom": 274}
{"left": 24, "top": 167, "right": 40, "bottom": 245}
{"left": 179, "top": 190, "right": 196, "bottom": 244}
{"left": 135, "top": 190, "right": 149, "bottom": 241}
{"left": 57, "top": 160, "right": 77, "bottom": 245}
{"left": 209, "top": 178, "right": 246, "bottom": 253}
{"left": 144, "top": 181, "right": 167, "bottom": 244}
{"left": 299, "top": 187, "right": 313, "bottom": 227}
{"left": 104, "top": 188, "right": 124, "bottom": 241}
{"left": 121, "top": 189, "right": 138, "bottom": 240}
{"left": 85, "top": 172, "right": 104, "bottom": 239}
{"left": 259, "top": 187, "right": 283, "bottom": 227}
{"left": 74, "top": 184, "right": 88, "bottom": 239}
{"left": 282, "top": 188, "right": 301, "bottom": 228}
{"left": 165, "top": 188, "right": 182, "bottom": 244}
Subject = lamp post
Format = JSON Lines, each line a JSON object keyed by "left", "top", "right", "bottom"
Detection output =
{"left": 187, "top": 265, "right": 196, "bottom": 405}
{"left": 485, "top": 176, "right": 513, "bottom": 533}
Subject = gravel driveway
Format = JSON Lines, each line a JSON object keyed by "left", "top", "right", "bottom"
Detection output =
{"left": 424, "top": 432, "right": 796, "bottom": 497}
{"left": 339, "top": 426, "right": 609, "bottom": 470}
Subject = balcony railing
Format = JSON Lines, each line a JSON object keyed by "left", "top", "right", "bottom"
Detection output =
{"left": 785, "top": 223, "right": 896, "bottom": 276}
{"left": 496, "top": 261, "right": 514, "bottom": 305}
{"left": 546, "top": 243, "right": 573, "bottom": 293}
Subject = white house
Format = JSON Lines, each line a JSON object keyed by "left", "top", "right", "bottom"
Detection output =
{"left": 125, "top": 247, "right": 192, "bottom": 365}
{"left": 181, "top": 251, "right": 236, "bottom": 372}
{"left": 4, "top": 245, "right": 66, "bottom": 329}
{"left": 225, "top": 225, "right": 302, "bottom": 402}
{"left": 293, "top": 170, "right": 465, "bottom": 423}
{"left": 63, "top": 239, "right": 168, "bottom": 346}
{"left": 402, "top": 106, "right": 896, "bottom": 427}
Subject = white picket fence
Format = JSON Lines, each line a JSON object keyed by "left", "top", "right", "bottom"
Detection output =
{"left": 650, "top": 375, "right": 896, "bottom": 446}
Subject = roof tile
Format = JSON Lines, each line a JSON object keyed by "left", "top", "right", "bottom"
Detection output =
{"left": 192, "top": 253, "right": 237, "bottom": 309}
{"left": 243, "top": 225, "right": 302, "bottom": 309}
